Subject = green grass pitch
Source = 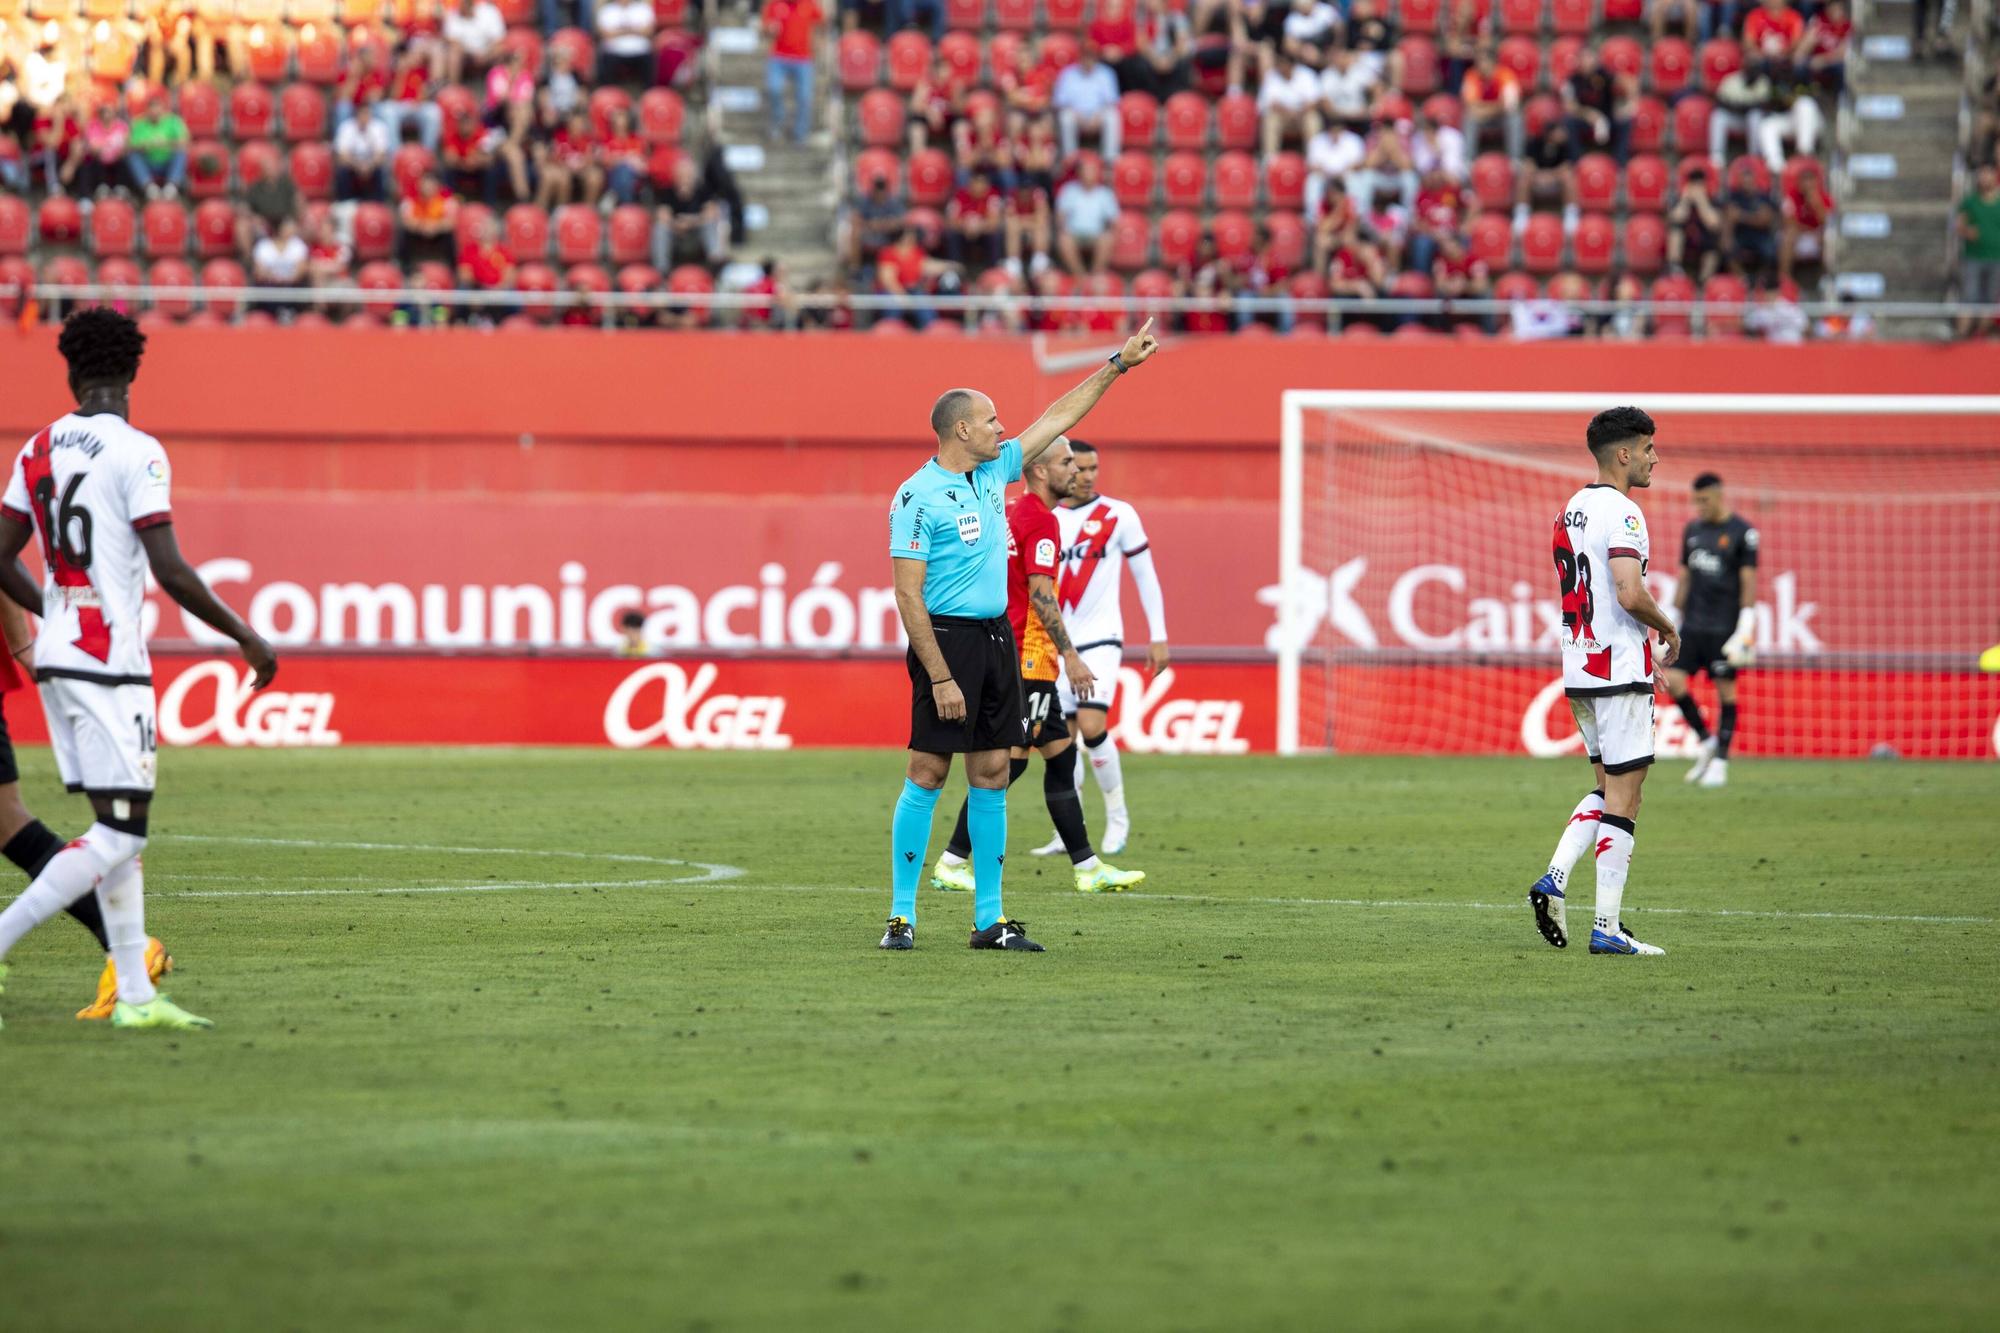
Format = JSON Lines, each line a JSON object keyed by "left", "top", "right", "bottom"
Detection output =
{"left": 1, "top": 746, "right": 1995, "bottom": 1332}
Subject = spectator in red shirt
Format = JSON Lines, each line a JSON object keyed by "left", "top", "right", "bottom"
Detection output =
{"left": 547, "top": 110, "right": 604, "bottom": 206}
{"left": 1003, "top": 179, "right": 1052, "bottom": 282}
{"left": 947, "top": 169, "right": 1004, "bottom": 270}
{"left": 1780, "top": 156, "right": 1831, "bottom": 283}
{"left": 908, "top": 58, "right": 964, "bottom": 153}
{"left": 457, "top": 213, "right": 515, "bottom": 293}
{"left": 762, "top": 0, "right": 822, "bottom": 145}
{"left": 1325, "top": 223, "right": 1385, "bottom": 300}
{"left": 600, "top": 106, "right": 647, "bottom": 205}
{"left": 442, "top": 104, "right": 499, "bottom": 205}
{"left": 954, "top": 100, "right": 1013, "bottom": 190}
{"left": 1090, "top": 0, "right": 1149, "bottom": 93}
{"left": 1460, "top": 46, "right": 1522, "bottom": 159}
{"left": 1743, "top": 0, "right": 1804, "bottom": 62}
{"left": 1794, "top": 0, "right": 1850, "bottom": 94}
{"left": 1429, "top": 229, "right": 1489, "bottom": 303}
{"left": 399, "top": 170, "right": 460, "bottom": 267}
{"left": 336, "top": 41, "right": 392, "bottom": 133}
{"left": 1408, "top": 166, "right": 1468, "bottom": 274}
{"left": 876, "top": 226, "right": 958, "bottom": 330}
{"left": 305, "top": 214, "right": 353, "bottom": 311}
{"left": 384, "top": 45, "right": 444, "bottom": 152}
{"left": 1000, "top": 44, "right": 1057, "bottom": 118}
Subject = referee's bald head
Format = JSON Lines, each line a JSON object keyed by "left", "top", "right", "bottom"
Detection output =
{"left": 930, "top": 388, "right": 984, "bottom": 440}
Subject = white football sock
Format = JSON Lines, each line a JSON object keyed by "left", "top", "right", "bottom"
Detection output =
{"left": 1084, "top": 730, "right": 1126, "bottom": 813}
{"left": 0, "top": 833, "right": 116, "bottom": 960}
{"left": 95, "top": 856, "right": 157, "bottom": 1005}
{"left": 1544, "top": 789, "right": 1605, "bottom": 893}
{"left": 1592, "top": 815, "right": 1636, "bottom": 934}
{"left": 939, "top": 850, "right": 966, "bottom": 867}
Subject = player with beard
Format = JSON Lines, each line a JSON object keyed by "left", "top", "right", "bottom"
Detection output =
{"left": 1028, "top": 440, "right": 1169, "bottom": 858}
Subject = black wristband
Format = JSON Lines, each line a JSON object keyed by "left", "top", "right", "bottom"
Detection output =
{"left": 931, "top": 676, "right": 951, "bottom": 685}
{"left": 1108, "top": 353, "right": 1128, "bottom": 374}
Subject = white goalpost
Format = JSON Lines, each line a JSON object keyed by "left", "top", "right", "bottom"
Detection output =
{"left": 1277, "top": 391, "right": 2000, "bottom": 759}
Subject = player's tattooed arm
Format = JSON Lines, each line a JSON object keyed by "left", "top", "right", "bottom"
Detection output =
{"left": 0, "top": 514, "right": 44, "bottom": 618}
{"left": 1029, "top": 573, "right": 1095, "bottom": 700}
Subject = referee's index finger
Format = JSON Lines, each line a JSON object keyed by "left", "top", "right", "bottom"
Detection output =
{"left": 1137, "top": 317, "right": 1154, "bottom": 337}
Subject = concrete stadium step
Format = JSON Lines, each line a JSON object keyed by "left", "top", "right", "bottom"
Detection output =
{"left": 705, "top": 25, "right": 839, "bottom": 279}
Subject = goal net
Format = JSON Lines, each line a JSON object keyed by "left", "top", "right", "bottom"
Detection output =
{"left": 1276, "top": 392, "right": 2000, "bottom": 760}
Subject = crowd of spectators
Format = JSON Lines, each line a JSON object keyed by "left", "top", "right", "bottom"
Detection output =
{"left": 839, "top": 0, "right": 1855, "bottom": 337}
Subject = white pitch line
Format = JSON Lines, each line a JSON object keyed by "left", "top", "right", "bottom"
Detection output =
{"left": 170, "top": 877, "right": 724, "bottom": 899}
{"left": 166, "top": 834, "right": 740, "bottom": 874}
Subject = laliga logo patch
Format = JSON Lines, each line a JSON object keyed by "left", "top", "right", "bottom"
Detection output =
{"left": 1623, "top": 514, "right": 1641, "bottom": 534}
{"left": 1035, "top": 537, "right": 1055, "bottom": 565}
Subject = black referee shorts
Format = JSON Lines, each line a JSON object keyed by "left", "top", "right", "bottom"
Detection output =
{"left": 908, "top": 615, "right": 1024, "bottom": 754}
{"left": 1676, "top": 627, "right": 1738, "bottom": 681}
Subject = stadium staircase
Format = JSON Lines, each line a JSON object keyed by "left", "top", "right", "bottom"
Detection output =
{"left": 1836, "top": 0, "right": 1962, "bottom": 309}
{"left": 706, "top": 17, "right": 841, "bottom": 278}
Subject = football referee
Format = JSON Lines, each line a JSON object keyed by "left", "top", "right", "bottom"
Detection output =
{"left": 880, "top": 319, "right": 1162, "bottom": 951}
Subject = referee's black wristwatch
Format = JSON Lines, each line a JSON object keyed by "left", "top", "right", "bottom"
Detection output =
{"left": 1108, "top": 352, "right": 1132, "bottom": 374}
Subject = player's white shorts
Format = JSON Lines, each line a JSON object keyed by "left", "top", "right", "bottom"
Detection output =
{"left": 1057, "top": 643, "right": 1125, "bottom": 714}
{"left": 1569, "top": 692, "right": 1655, "bottom": 775}
{"left": 40, "top": 677, "right": 158, "bottom": 796}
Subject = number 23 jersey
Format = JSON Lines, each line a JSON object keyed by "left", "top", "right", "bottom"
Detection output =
{"left": 3, "top": 413, "right": 173, "bottom": 683}
{"left": 1552, "top": 483, "right": 1654, "bottom": 697}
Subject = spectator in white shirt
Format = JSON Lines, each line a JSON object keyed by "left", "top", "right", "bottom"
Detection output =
{"left": 1258, "top": 48, "right": 1322, "bottom": 159}
{"left": 1319, "top": 46, "right": 1379, "bottom": 124}
{"left": 597, "top": 0, "right": 658, "bottom": 89}
{"left": 1053, "top": 46, "right": 1122, "bottom": 161}
{"left": 443, "top": 0, "right": 507, "bottom": 87}
{"left": 251, "top": 218, "right": 310, "bottom": 313}
{"left": 1409, "top": 109, "right": 1467, "bottom": 182}
{"left": 1282, "top": 0, "right": 1343, "bottom": 62}
{"left": 1304, "top": 121, "right": 1365, "bottom": 218}
{"left": 1054, "top": 155, "right": 1120, "bottom": 275}
{"left": 334, "top": 96, "right": 394, "bottom": 202}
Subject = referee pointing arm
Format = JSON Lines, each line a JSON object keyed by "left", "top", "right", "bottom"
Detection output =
{"left": 879, "top": 320, "right": 1163, "bottom": 952}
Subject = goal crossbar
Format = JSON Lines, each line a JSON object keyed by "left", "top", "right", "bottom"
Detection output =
{"left": 1276, "top": 391, "right": 2000, "bottom": 755}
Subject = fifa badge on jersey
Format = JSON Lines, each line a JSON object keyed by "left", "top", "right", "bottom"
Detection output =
{"left": 955, "top": 511, "right": 982, "bottom": 545}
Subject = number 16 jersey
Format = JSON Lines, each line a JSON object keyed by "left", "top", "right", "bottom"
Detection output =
{"left": 3, "top": 413, "right": 173, "bottom": 684}
{"left": 1552, "top": 482, "right": 1654, "bottom": 697}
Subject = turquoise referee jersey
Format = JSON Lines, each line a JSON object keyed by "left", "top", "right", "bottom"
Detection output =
{"left": 888, "top": 438, "right": 1023, "bottom": 619}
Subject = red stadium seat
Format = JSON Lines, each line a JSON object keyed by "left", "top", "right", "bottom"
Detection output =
{"left": 1545, "top": 37, "right": 1583, "bottom": 89}
{"left": 1468, "top": 212, "right": 1512, "bottom": 268}
{"left": 0, "top": 195, "right": 31, "bottom": 256}
{"left": 1161, "top": 152, "right": 1206, "bottom": 209}
{"left": 938, "top": 31, "right": 980, "bottom": 85}
{"left": 497, "top": 0, "right": 537, "bottom": 22}
{"left": 1498, "top": 0, "right": 1542, "bottom": 33}
{"left": 1572, "top": 213, "right": 1614, "bottom": 274}
{"left": 1421, "top": 92, "right": 1463, "bottom": 129}
{"left": 1265, "top": 152, "right": 1306, "bottom": 211}
{"left": 961, "top": 88, "right": 1002, "bottom": 127}
{"left": 1551, "top": 0, "right": 1593, "bottom": 34}
{"left": 351, "top": 202, "right": 395, "bottom": 261}
{"left": 1727, "top": 154, "right": 1772, "bottom": 194}
{"left": 392, "top": 144, "right": 435, "bottom": 199}
{"left": 1522, "top": 93, "right": 1562, "bottom": 141}
{"left": 903, "top": 206, "right": 944, "bottom": 249}
{"left": 945, "top": 0, "right": 985, "bottom": 27}
{"left": 607, "top": 204, "right": 652, "bottom": 265}
{"left": 1391, "top": 271, "right": 1435, "bottom": 301}
{"left": 1599, "top": 37, "right": 1643, "bottom": 82}
{"left": 1211, "top": 210, "right": 1255, "bottom": 262}
{"left": 435, "top": 84, "right": 480, "bottom": 126}
{"left": 291, "top": 142, "right": 334, "bottom": 200}
{"left": 616, "top": 263, "right": 661, "bottom": 294}
{"left": 1520, "top": 212, "right": 1563, "bottom": 274}
{"left": 1493, "top": 270, "right": 1539, "bottom": 302}
{"left": 147, "top": 258, "right": 196, "bottom": 320}
{"left": 1601, "top": 0, "right": 1641, "bottom": 18}
{"left": 95, "top": 257, "right": 143, "bottom": 313}
{"left": 667, "top": 263, "right": 714, "bottom": 325}
{"left": 298, "top": 27, "right": 344, "bottom": 85}
{"left": 231, "top": 83, "right": 277, "bottom": 140}
{"left": 40, "top": 255, "right": 90, "bottom": 304}
{"left": 994, "top": 0, "right": 1034, "bottom": 30}
{"left": 1698, "top": 39, "right": 1742, "bottom": 92}
{"left": 1132, "top": 267, "right": 1175, "bottom": 302}
{"left": 516, "top": 262, "right": 560, "bottom": 323}
{"left": 653, "top": 0, "right": 689, "bottom": 27}
{"left": 1402, "top": 0, "right": 1445, "bottom": 31}
{"left": 1648, "top": 272, "right": 1694, "bottom": 333}
{"left": 89, "top": 197, "right": 136, "bottom": 257}
{"left": 357, "top": 260, "right": 404, "bottom": 318}
{"left": 1650, "top": 38, "right": 1693, "bottom": 96}
{"left": 238, "top": 140, "right": 282, "bottom": 186}
{"left": 566, "top": 262, "right": 611, "bottom": 302}
{"left": 1045, "top": 0, "right": 1085, "bottom": 29}
{"left": 194, "top": 200, "right": 238, "bottom": 259}
{"left": 498, "top": 29, "right": 545, "bottom": 80}
{"left": 854, "top": 148, "right": 900, "bottom": 194}
{"left": 1156, "top": 210, "right": 1200, "bottom": 268}
{"left": 138, "top": 200, "right": 188, "bottom": 258}
{"left": 1497, "top": 36, "right": 1540, "bottom": 89}
{"left": 1470, "top": 153, "right": 1515, "bottom": 212}
{"left": 887, "top": 32, "right": 931, "bottom": 92}
{"left": 838, "top": 30, "right": 882, "bottom": 91}
{"left": 1282, "top": 270, "right": 1323, "bottom": 326}
{"left": 1164, "top": 92, "right": 1210, "bottom": 151}
{"left": 908, "top": 149, "right": 953, "bottom": 206}
{"left": 1212, "top": 151, "right": 1257, "bottom": 210}
{"left": 1043, "top": 35, "right": 1084, "bottom": 70}
{"left": 38, "top": 196, "right": 83, "bottom": 245}
{"left": 200, "top": 258, "right": 247, "bottom": 318}
{"left": 1119, "top": 92, "right": 1160, "bottom": 148}
{"left": 858, "top": 89, "right": 905, "bottom": 148}
{"left": 1671, "top": 95, "right": 1713, "bottom": 156}
{"left": 989, "top": 30, "right": 1026, "bottom": 76}
{"left": 588, "top": 86, "right": 632, "bottom": 138}
{"left": 640, "top": 88, "right": 685, "bottom": 145}
{"left": 1574, "top": 153, "right": 1617, "bottom": 213}
{"left": 1108, "top": 213, "right": 1151, "bottom": 271}
{"left": 1628, "top": 95, "right": 1666, "bottom": 154}
{"left": 1676, "top": 155, "right": 1719, "bottom": 198}
{"left": 1702, "top": 272, "right": 1748, "bottom": 334}
{"left": 1397, "top": 37, "right": 1440, "bottom": 96}
{"left": 187, "top": 140, "right": 230, "bottom": 200}
{"left": 246, "top": 34, "right": 290, "bottom": 86}
{"left": 548, "top": 28, "right": 594, "bottom": 80}
{"left": 1624, "top": 154, "right": 1668, "bottom": 211}
{"left": 503, "top": 205, "right": 550, "bottom": 263}
{"left": 1215, "top": 93, "right": 1259, "bottom": 151}
{"left": 1112, "top": 152, "right": 1156, "bottom": 208}
{"left": 180, "top": 81, "right": 223, "bottom": 139}
{"left": 554, "top": 204, "right": 602, "bottom": 264}
{"left": 1265, "top": 211, "right": 1307, "bottom": 269}
{"left": 1622, "top": 213, "right": 1666, "bottom": 274}
{"left": 0, "top": 257, "right": 34, "bottom": 318}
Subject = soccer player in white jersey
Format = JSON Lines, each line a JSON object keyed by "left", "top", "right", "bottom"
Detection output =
{"left": 1527, "top": 406, "right": 1681, "bottom": 958}
{"left": 1028, "top": 440, "right": 1169, "bottom": 857}
{"left": 0, "top": 309, "right": 277, "bottom": 1032}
